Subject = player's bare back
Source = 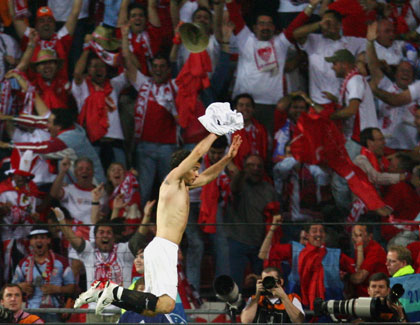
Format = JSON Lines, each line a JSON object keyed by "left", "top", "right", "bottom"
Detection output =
{"left": 155, "top": 178, "right": 190, "bottom": 245}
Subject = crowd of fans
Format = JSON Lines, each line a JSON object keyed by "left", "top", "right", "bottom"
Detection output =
{"left": 0, "top": 0, "right": 419, "bottom": 323}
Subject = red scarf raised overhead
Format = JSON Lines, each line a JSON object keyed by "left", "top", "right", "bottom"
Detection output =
{"left": 176, "top": 51, "right": 212, "bottom": 128}
{"left": 34, "top": 75, "right": 68, "bottom": 109}
{"left": 298, "top": 243, "right": 327, "bottom": 309}
{"left": 360, "top": 147, "right": 390, "bottom": 172}
{"left": 77, "top": 78, "right": 114, "bottom": 143}
{"left": 233, "top": 119, "right": 268, "bottom": 169}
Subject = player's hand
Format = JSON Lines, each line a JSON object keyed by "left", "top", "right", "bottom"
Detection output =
{"left": 227, "top": 135, "right": 242, "bottom": 159}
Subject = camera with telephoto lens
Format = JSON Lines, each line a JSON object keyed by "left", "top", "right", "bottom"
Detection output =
{"left": 314, "top": 284, "right": 405, "bottom": 322}
{"left": 0, "top": 305, "right": 14, "bottom": 323}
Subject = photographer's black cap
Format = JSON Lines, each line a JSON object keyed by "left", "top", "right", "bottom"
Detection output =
{"left": 28, "top": 226, "right": 51, "bottom": 238}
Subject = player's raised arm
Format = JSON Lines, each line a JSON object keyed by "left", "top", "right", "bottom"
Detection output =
{"left": 190, "top": 135, "right": 242, "bottom": 188}
{"left": 165, "top": 133, "right": 219, "bottom": 184}
{"left": 165, "top": 102, "right": 244, "bottom": 184}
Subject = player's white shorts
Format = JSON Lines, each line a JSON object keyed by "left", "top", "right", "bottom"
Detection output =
{"left": 144, "top": 237, "right": 178, "bottom": 300}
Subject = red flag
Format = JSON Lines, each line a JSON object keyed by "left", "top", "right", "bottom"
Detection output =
{"left": 291, "top": 113, "right": 386, "bottom": 211}
{"left": 175, "top": 51, "right": 212, "bottom": 128}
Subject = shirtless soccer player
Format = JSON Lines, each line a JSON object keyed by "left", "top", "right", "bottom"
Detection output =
{"left": 74, "top": 131, "right": 242, "bottom": 316}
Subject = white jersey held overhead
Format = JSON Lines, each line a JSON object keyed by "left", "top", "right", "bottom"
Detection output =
{"left": 75, "top": 102, "right": 244, "bottom": 317}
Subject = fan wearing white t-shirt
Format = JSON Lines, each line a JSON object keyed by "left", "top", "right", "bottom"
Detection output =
{"left": 54, "top": 211, "right": 149, "bottom": 324}
{"left": 323, "top": 49, "right": 378, "bottom": 145}
{"left": 374, "top": 19, "right": 405, "bottom": 67}
{"left": 50, "top": 157, "right": 103, "bottom": 281}
{"left": 226, "top": 0, "right": 321, "bottom": 133}
{"left": 366, "top": 23, "right": 418, "bottom": 150}
{"left": 315, "top": 49, "right": 378, "bottom": 210}
{"left": 293, "top": 9, "right": 365, "bottom": 105}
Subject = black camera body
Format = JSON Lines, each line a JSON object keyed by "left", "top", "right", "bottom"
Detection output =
{"left": 0, "top": 305, "right": 14, "bottom": 323}
{"left": 314, "top": 284, "right": 405, "bottom": 322}
{"left": 261, "top": 276, "right": 278, "bottom": 296}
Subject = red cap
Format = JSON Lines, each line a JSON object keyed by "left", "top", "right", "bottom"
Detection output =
{"left": 36, "top": 6, "right": 54, "bottom": 19}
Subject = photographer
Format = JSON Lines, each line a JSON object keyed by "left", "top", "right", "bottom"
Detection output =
{"left": 240, "top": 267, "right": 305, "bottom": 324}
{"left": 365, "top": 273, "right": 406, "bottom": 323}
{"left": 0, "top": 284, "right": 43, "bottom": 323}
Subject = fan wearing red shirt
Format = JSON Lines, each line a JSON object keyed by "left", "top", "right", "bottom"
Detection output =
{"left": 122, "top": 26, "right": 178, "bottom": 207}
{"left": 10, "top": 2, "right": 83, "bottom": 81}
{"left": 349, "top": 217, "right": 388, "bottom": 297}
{"left": 134, "top": 0, "right": 173, "bottom": 48}
{"left": 15, "top": 46, "right": 70, "bottom": 110}
{"left": 382, "top": 153, "right": 420, "bottom": 240}
{"left": 327, "top": 0, "right": 378, "bottom": 37}
{"left": 231, "top": 94, "right": 268, "bottom": 169}
{"left": 117, "top": 0, "right": 162, "bottom": 76}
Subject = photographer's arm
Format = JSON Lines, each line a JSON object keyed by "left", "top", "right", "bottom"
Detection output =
{"left": 240, "top": 297, "right": 259, "bottom": 323}
{"left": 240, "top": 279, "right": 264, "bottom": 323}
{"left": 389, "top": 302, "right": 407, "bottom": 323}
{"left": 273, "top": 287, "right": 304, "bottom": 323}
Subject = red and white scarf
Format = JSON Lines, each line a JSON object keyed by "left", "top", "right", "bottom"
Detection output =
{"left": 94, "top": 245, "right": 123, "bottom": 285}
{"left": 24, "top": 250, "right": 55, "bottom": 284}
{"left": 129, "top": 31, "right": 153, "bottom": 60}
{"left": 339, "top": 68, "right": 360, "bottom": 106}
{"left": 86, "top": 41, "right": 122, "bottom": 67}
{"left": 13, "top": 0, "right": 30, "bottom": 19}
{"left": 134, "top": 79, "right": 178, "bottom": 139}
{"left": 110, "top": 171, "right": 139, "bottom": 204}
{"left": 38, "top": 34, "right": 58, "bottom": 52}
{"left": 6, "top": 70, "right": 35, "bottom": 115}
